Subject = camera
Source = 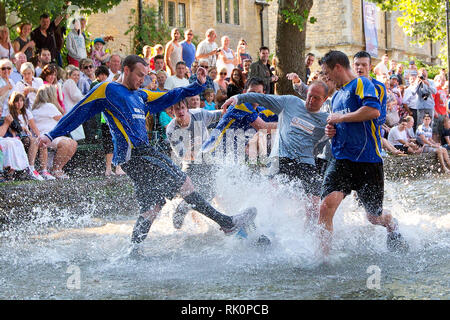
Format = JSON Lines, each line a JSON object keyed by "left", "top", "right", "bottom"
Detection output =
{"left": 419, "top": 75, "right": 425, "bottom": 80}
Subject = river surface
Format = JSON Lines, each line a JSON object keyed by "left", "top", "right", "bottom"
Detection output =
{"left": 0, "top": 166, "right": 449, "bottom": 299}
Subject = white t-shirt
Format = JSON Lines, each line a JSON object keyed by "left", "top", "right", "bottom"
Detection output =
{"left": 387, "top": 125, "right": 408, "bottom": 146}
{"left": 196, "top": 39, "right": 218, "bottom": 67}
{"left": 164, "top": 75, "right": 189, "bottom": 90}
{"left": 0, "top": 77, "right": 15, "bottom": 114}
{"left": 31, "top": 102, "right": 62, "bottom": 134}
{"left": 13, "top": 77, "right": 44, "bottom": 109}
{"left": 3, "top": 108, "right": 34, "bottom": 128}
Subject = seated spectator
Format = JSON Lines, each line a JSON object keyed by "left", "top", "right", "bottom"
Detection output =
{"left": 78, "top": 58, "right": 96, "bottom": 95}
{"left": 227, "top": 68, "right": 245, "bottom": 98}
{"left": 405, "top": 115, "right": 418, "bottom": 144}
{"left": 387, "top": 118, "right": 422, "bottom": 154}
{"left": 416, "top": 113, "right": 450, "bottom": 174}
{"left": 34, "top": 48, "right": 52, "bottom": 77}
{"left": 6, "top": 92, "right": 47, "bottom": 180}
{"left": 12, "top": 22, "right": 35, "bottom": 62}
{"left": 381, "top": 137, "right": 406, "bottom": 156}
{"left": 13, "top": 62, "right": 44, "bottom": 108}
{"left": 62, "top": 66, "right": 85, "bottom": 141}
{"left": 91, "top": 38, "right": 110, "bottom": 68}
{"left": 0, "top": 58, "right": 15, "bottom": 113}
{"left": 208, "top": 66, "right": 219, "bottom": 93}
{"left": 383, "top": 74, "right": 400, "bottom": 128}
{"left": 152, "top": 54, "right": 165, "bottom": 73}
{"left": 32, "top": 85, "right": 77, "bottom": 179}
{"left": 214, "top": 67, "right": 229, "bottom": 108}
{"left": 0, "top": 26, "right": 14, "bottom": 60}
{"left": 186, "top": 95, "right": 201, "bottom": 109}
{"left": 164, "top": 61, "right": 189, "bottom": 90}
{"left": 40, "top": 63, "right": 65, "bottom": 112}
{"left": 156, "top": 70, "right": 168, "bottom": 92}
{"left": 145, "top": 72, "right": 158, "bottom": 90}
{"left": 190, "top": 60, "right": 199, "bottom": 75}
{"left": 441, "top": 117, "right": 450, "bottom": 150}
{"left": 189, "top": 60, "right": 215, "bottom": 104}
{"left": 10, "top": 52, "right": 27, "bottom": 84}
{"left": 105, "top": 53, "right": 122, "bottom": 82}
{"left": 90, "top": 65, "right": 109, "bottom": 89}
{"left": 66, "top": 19, "right": 87, "bottom": 67}
{"left": 204, "top": 88, "right": 216, "bottom": 110}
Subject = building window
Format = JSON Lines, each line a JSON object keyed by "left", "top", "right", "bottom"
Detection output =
{"left": 160, "top": 0, "right": 188, "bottom": 28}
{"left": 178, "top": 3, "right": 186, "bottom": 28}
{"left": 216, "top": 0, "right": 222, "bottom": 23}
{"left": 217, "top": 0, "right": 239, "bottom": 25}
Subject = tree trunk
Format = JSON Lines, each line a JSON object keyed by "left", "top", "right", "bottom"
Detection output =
{"left": 275, "top": 0, "right": 314, "bottom": 95}
{"left": 0, "top": 1, "right": 6, "bottom": 26}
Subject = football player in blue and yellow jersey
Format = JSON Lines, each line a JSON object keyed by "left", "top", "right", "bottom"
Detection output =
{"left": 319, "top": 50, "right": 408, "bottom": 256}
{"left": 39, "top": 55, "right": 257, "bottom": 254}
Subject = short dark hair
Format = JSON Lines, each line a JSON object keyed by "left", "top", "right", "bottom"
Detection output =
{"left": 40, "top": 13, "right": 50, "bottom": 20}
{"left": 309, "top": 80, "right": 329, "bottom": 98}
{"left": 354, "top": 51, "right": 372, "bottom": 64}
{"left": 176, "top": 61, "right": 186, "bottom": 67}
{"left": 95, "top": 65, "right": 110, "bottom": 77}
{"left": 154, "top": 54, "right": 164, "bottom": 62}
{"left": 321, "top": 50, "right": 350, "bottom": 70}
{"left": 259, "top": 46, "right": 269, "bottom": 52}
{"left": 306, "top": 52, "right": 315, "bottom": 57}
{"left": 122, "top": 54, "right": 148, "bottom": 72}
{"left": 39, "top": 48, "right": 51, "bottom": 56}
{"left": 245, "top": 77, "right": 265, "bottom": 90}
{"left": 399, "top": 118, "right": 408, "bottom": 123}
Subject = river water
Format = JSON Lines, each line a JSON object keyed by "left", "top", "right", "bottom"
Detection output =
{"left": 0, "top": 166, "right": 449, "bottom": 300}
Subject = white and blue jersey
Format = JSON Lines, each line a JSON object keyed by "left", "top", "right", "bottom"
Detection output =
{"left": 46, "top": 81, "right": 205, "bottom": 164}
{"left": 331, "top": 76, "right": 383, "bottom": 163}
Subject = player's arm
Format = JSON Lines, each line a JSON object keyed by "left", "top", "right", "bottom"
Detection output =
{"left": 236, "top": 93, "right": 295, "bottom": 114}
{"left": 250, "top": 117, "right": 278, "bottom": 131}
{"left": 43, "top": 83, "right": 108, "bottom": 143}
{"left": 328, "top": 104, "right": 380, "bottom": 124}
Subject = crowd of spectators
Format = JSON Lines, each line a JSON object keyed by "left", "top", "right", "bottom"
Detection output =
{"left": 0, "top": 13, "right": 449, "bottom": 183}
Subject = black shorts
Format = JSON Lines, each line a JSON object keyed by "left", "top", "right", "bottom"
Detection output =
{"left": 394, "top": 145, "right": 409, "bottom": 153}
{"left": 278, "top": 157, "right": 322, "bottom": 196}
{"left": 101, "top": 123, "right": 115, "bottom": 155}
{"left": 321, "top": 158, "right": 384, "bottom": 216}
{"left": 122, "top": 146, "right": 187, "bottom": 213}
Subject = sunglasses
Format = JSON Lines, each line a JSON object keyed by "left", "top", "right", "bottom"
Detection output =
{"left": 200, "top": 65, "right": 209, "bottom": 69}
{"left": 1, "top": 67, "right": 11, "bottom": 70}
{"left": 83, "top": 65, "right": 94, "bottom": 69}
{"left": 220, "top": 72, "right": 227, "bottom": 75}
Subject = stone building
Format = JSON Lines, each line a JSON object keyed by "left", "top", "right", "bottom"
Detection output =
{"left": 85, "top": 0, "right": 441, "bottom": 65}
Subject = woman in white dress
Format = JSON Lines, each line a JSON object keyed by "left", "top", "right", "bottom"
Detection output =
{"left": 164, "top": 28, "right": 183, "bottom": 76}
{"left": 62, "top": 65, "right": 85, "bottom": 141}
{"left": 32, "top": 85, "right": 78, "bottom": 179}
{"left": 13, "top": 62, "right": 44, "bottom": 109}
{"left": 216, "top": 36, "right": 237, "bottom": 79}
{"left": 0, "top": 26, "right": 14, "bottom": 60}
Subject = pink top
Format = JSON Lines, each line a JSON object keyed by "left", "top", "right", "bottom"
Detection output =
{"left": 91, "top": 49, "right": 106, "bottom": 68}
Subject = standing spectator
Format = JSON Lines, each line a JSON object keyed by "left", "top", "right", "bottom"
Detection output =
{"left": 383, "top": 74, "right": 400, "bottom": 128}
{"left": 0, "top": 26, "right": 14, "bottom": 60}
{"left": 156, "top": 70, "right": 168, "bottom": 92}
{"left": 34, "top": 48, "right": 52, "bottom": 77}
{"left": 105, "top": 54, "right": 121, "bottom": 82}
{"left": 249, "top": 46, "right": 278, "bottom": 94}
{"left": 389, "top": 60, "right": 397, "bottom": 75}
{"left": 403, "top": 74, "right": 419, "bottom": 131}
{"left": 62, "top": 66, "right": 85, "bottom": 141}
{"left": 403, "top": 61, "right": 418, "bottom": 86}
{"left": 164, "top": 61, "right": 189, "bottom": 90}
{"left": 227, "top": 68, "right": 245, "bottom": 98}
{"left": 66, "top": 19, "right": 87, "bottom": 67}
{"left": 216, "top": 36, "right": 237, "bottom": 78}
{"left": 6, "top": 92, "right": 46, "bottom": 180}
{"left": 78, "top": 58, "right": 96, "bottom": 95}
{"left": 304, "top": 53, "right": 315, "bottom": 83}
{"left": 196, "top": 28, "right": 218, "bottom": 68}
{"left": 0, "top": 59, "right": 14, "bottom": 113}
{"left": 91, "top": 38, "right": 111, "bottom": 68}
{"left": 415, "top": 68, "right": 436, "bottom": 126}
{"left": 79, "top": 17, "right": 89, "bottom": 41}
{"left": 441, "top": 117, "right": 450, "bottom": 150}
{"left": 214, "top": 67, "right": 229, "bottom": 108}
{"left": 12, "top": 22, "right": 35, "bottom": 61}
{"left": 186, "top": 95, "right": 201, "bottom": 109}
{"left": 164, "top": 28, "right": 183, "bottom": 76}
{"left": 10, "top": 52, "right": 27, "bottom": 84}
{"left": 236, "top": 38, "right": 252, "bottom": 70}
{"left": 152, "top": 54, "right": 165, "bottom": 74}
{"left": 374, "top": 53, "right": 389, "bottom": 80}
{"left": 30, "top": 13, "right": 65, "bottom": 64}
{"left": 40, "top": 63, "right": 65, "bottom": 112}
{"left": 142, "top": 45, "right": 152, "bottom": 65}
{"left": 241, "top": 58, "right": 252, "bottom": 84}
{"left": 394, "top": 64, "right": 404, "bottom": 86}
{"left": 149, "top": 44, "right": 165, "bottom": 70}
{"left": 432, "top": 75, "right": 449, "bottom": 142}
{"left": 180, "top": 29, "right": 196, "bottom": 70}
{"left": 32, "top": 85, "right": 77, "bottom": 179}
{"left": 12, "top": 62, "right": 44, "bottom": 108}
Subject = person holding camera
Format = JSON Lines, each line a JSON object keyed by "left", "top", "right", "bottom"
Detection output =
{"left": 196, "top": 29, "right": 219, "bottom": 68}
{"left": 414, "top": 68, "right": 436, "bottom": 126}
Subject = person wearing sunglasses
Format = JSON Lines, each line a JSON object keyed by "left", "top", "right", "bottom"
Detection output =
{"left": 78, "top": 58, "right": 96, "bottom": 95}
{"left": 180, "top": 29, "right": 196, "bottom": 70}
{"left": 0, "top": 59, "right": 15, "bottom": 113}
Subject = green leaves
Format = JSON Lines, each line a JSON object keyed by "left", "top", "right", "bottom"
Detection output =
{"left": 280, "top": 2, "right": 314, "bottom": 32}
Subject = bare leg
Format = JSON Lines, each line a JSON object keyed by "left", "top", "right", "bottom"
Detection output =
{"left": 436, "top": 148, "right": 450, "bottom": 173}
{"left": 27, "top": 137, "right": 39, "bottom": 167}
{"left": 39, "top": 147, "right": 48, "bottom": 171}
{"left": 131, "top": 205, "right": 162, "bottom": 244}
{"left": 105, "top": 153, "right": 114, "bottom": 175}
{"left": 318, "top": 191, "right": 345, "bottom": 255}
{"left": 305, "top": 194, "right": 320, "bottom": 229}
{"left": 52, "top": 139, "right": 77, "bottom": 173}
{"left": 366, "top": 209, "right": 397, "bottom": 232}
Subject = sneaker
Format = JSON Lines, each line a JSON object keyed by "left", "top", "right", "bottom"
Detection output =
{"left": 28, "top": 168, "right": 44, "bottom": 181}
{"left": 172, "top": 201, "right": 190, "bottom": 229}
{"left": 386, "top": 232, "right": 409, "bottom": 253}
{"left": 40, "top": 170, "right": 56, "bottom": 180}
{"left": 221, "top": 207, "right": 257, "bottom": 235}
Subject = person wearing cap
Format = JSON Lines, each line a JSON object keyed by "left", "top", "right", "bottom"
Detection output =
{"left": 403, "top": 60, "right": 418, "bottom": 86}
{"left": 91, "top": 37, "right": 110, "bottom": 68}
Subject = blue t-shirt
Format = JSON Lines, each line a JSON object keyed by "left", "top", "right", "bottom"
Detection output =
{"left": 180, "top": 41, "right": 196, "bottom": 69}
{"left": 202, "top": 102, "right": 258, "bottom": 154}
{"left": 331, "top": 76, "right": 383, "bottom": 163}
{"left": 371, "top": 78, "right": 387, "bottom": 126}
{"left": 204, "top": 101, "right": 216, "bottom": 110}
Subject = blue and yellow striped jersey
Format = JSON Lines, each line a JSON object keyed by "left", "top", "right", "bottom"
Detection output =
{"left": 256, "top": 106, "right": 278, "bottom": 123}
{"left": 371, "top": 77, "right": 387, "bottom": 126}
{"left": 331, "top": 76, "right": 383, "bottom": 163}
{"left": 47, "top": 81, "right": 205, "bottom": 164}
